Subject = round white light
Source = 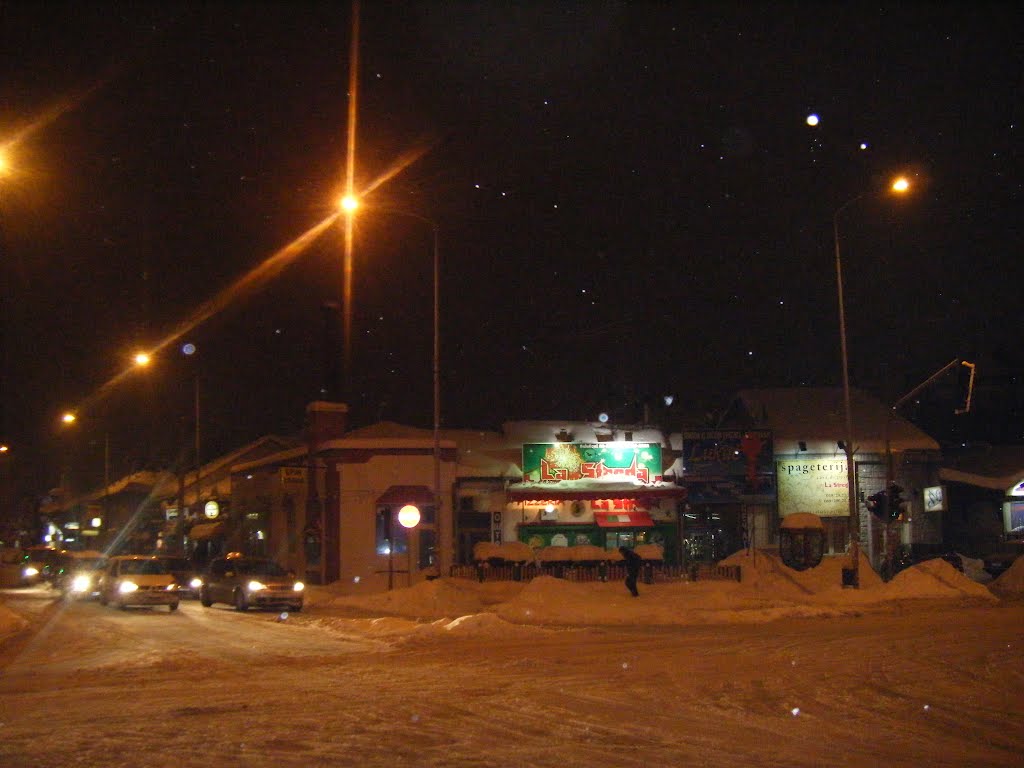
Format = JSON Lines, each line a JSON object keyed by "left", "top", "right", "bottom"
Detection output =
{"left": 398, "top": 504, "right": 421, "bottom": 529}
{"left": 598, "top": 412, "right": 609, "bottom": 423}
{"left": 806, "top": 114, "right": 819, "bottom": 126}
{"left": 182, "top": 343, "right": 196, "bottom": 356}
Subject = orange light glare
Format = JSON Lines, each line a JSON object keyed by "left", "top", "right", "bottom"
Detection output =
{"left": 62, "top": 412, "right": 77, "bottom": 424}
{"left": 340, "top": 195, "right": 359, "bottom": 213}
{"left": 134, "top": 352, "right": 151, "bottom": 367}
{"left": 891, "top": 176, "right": 910, "bottom": 193}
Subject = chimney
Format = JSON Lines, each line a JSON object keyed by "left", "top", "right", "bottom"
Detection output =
{"left": 305, "top": 401, "right": 349, "bottom": 445}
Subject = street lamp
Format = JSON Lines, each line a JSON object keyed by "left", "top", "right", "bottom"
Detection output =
{"left": 341, "top": 198, "right": 443, "bottom": 574}
{"left": 833, "top": 174, "right": 911, "bottom": 587}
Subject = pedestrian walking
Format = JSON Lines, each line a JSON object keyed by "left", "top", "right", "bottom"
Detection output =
{"left": 619, "top": 546, "right": 642, "bottom": 597}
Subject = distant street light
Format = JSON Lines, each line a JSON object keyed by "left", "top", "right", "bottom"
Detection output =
{"left": 833, "top": 174, "right": 912, "bottom": 588}
{"left": 133, "top": 352, "right": 151, "bottom": 367}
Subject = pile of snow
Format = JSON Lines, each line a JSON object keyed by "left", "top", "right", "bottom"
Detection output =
{"left": 536, "top": 544, "right": 613, "bottom": 562}
{"left": 958, "top": 553, "right": 993, "bottom": 584}
{"left": 323, "top": 577, "right": 487, "bottom": 619}
{"left": 881, "top": 557, "right": 997, "bottom": 602}
{"left": 989, "top": 555, "right": 1024, "bottom": 596}
{"left": 473, "top": 541, "right": 534, "bottom": 562}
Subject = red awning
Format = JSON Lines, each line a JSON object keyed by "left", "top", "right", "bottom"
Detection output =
{"left": 376, "top": 485, "right": 434, "bottom": 507}
{"left": 594, "top": 511, "right": 655, "bottom": 528}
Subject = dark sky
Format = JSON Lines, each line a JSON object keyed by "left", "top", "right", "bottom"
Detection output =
{"left": 1, "top": 1, "right": 1021, "bottom": 495}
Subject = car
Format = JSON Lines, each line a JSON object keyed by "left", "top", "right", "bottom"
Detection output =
{"left": 52, "top": 550, "right": 107, "bottom": 600}
{"left": 153, "top": 555, "right": 203, "bottom": 598}
{"left": 98, "top": 555, "right": 180, "bottom": 611}
{"left": 7, "top": 546, "right": 62, "bottom": 587}
{"left": 983, "top": 549, "right": 1023, "bottom": 579}
{"left": 198, "top": 555, "right": 304, "bottom": 612}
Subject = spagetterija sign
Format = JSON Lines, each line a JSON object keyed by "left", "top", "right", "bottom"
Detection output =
{"left": 777, "top": 458, "right": 849, "bottom": 518}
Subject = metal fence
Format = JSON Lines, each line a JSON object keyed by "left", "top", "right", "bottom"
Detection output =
{"left": 450, "top": 560, "right": 741, "bottom": 584}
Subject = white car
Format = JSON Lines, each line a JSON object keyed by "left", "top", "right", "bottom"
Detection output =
{"left": 98, "top": 555, "right": 180, "bottom": 611}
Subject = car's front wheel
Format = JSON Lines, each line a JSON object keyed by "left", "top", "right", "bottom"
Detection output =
{"left": 233, "top": 589, "right": 248, "bottom": 612}
{"left": 168, "top": 602, "right": 179, "bottom": 612}
{"left": 199, "top": 587, "right": 212, "bottom": 607}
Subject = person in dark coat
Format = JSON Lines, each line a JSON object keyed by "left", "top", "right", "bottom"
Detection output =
{"left": 619, "top": 546, "right": 642, "bottom": 597}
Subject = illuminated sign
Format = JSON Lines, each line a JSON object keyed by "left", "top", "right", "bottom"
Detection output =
{"left": 280, "top": 467, "right": 307, "bottom": 487}
{"left": 777, "top": 458, "right": 849, "bottom": 518}
{"left": 204, "top": 500, "right": 220, "bottom": 519}
{"left": 522, "top": 443, "right": 662, "bottom": 484}
{"left": 924, "top": 486, "right": 946, "bottom": 512}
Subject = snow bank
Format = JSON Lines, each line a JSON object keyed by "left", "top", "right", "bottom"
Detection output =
{"left": 989, "top": 554, "right": 1024, "bottom": 596}
{"left": 881, "top": 557, "right": 998, "bottom": 601}
{"left": 324, "top": 577, "right": 487, "bottom": 619}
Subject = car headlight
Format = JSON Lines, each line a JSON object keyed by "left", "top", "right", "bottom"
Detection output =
{"left": 23, "top": 566, "right": 39, "bottom": 578}
{"left": 293, "top": 581, "right": 305, "bottom": 592}
{"left": 118, "top": 581, "right": 139, "bottom": 594}
{"left": 189, "top": 577, "right": 203, "bottom": 588}
{"left": 165, "top": 583, "right": 177, "bottom": 591}
{"left": 247, "top": 580, "right": 267, "bottom": 592}
{"left": 71, "top": 574, "right": 93, "bottom": 593}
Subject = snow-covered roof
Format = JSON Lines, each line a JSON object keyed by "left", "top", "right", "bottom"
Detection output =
{"left": 729, "top": 388, "right": 939, "bottom": 452}
{"left": 500, "top": 420, "right": 670, "bottom": 447}
{"left": 939, "top": 445, "right": 1024, "bottom": 493}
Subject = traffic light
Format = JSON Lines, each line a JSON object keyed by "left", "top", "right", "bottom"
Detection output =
{"left": 887, "top": 484, "right": 906, "bottom": 521}
{"left": 866, "top": 489, "right": 889, "bottom": 520}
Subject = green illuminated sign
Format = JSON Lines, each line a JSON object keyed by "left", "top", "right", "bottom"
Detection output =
{"left": 522, "top": 443, "right": 663, "bottom": 483}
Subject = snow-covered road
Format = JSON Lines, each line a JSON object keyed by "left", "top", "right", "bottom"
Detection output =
{"left": 1, "top": 588, "right": 1022, "bottom": 768}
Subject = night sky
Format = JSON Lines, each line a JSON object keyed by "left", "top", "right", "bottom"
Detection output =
{"left": 1, "top": 1, "right": 1021, "bottom": 496}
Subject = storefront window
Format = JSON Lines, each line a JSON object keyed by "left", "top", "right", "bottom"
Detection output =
{"left": 375, "top": 507, "right": 408, "bottom": 555}
{"left": 418, "top": 529, "right": 437, "bottom": 570}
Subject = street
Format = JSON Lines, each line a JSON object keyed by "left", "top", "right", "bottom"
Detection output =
{"left": 1, "top": 587, "right": 1023, "bottom": 768}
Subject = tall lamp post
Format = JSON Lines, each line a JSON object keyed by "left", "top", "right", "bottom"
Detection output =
{"left": 833, "top": 175, "right": 911, "bottom": 587}
{"left": 340, "top": 197, "right": 443, "bottom": 574}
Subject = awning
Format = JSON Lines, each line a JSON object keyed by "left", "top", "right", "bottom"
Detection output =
{"left": 594, "top": 511, "right": 655, "bottom": 528}
{"left": 506, "top": 482, "right": 686, "bottom": 502}
{"left": 376, "top": 485, "right": 435, "bottom": 507}
{"left": 188, "top": 522, "right": 225, "bottom": 540}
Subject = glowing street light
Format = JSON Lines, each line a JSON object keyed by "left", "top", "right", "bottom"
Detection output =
{"left": 833, "top": 173, "right": 914, "bottom": 588}
{"left": 133, "top": 352, "right": 151, "bottom": 367}
{"left": 62, "top": 412, "right": 77, "bottom": 424}
{"left": 340, "top": 195, "right": 359, "bottom": 213}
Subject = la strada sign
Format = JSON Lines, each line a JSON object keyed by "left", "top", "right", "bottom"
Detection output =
{"left": 522, "top": 443, "right": 662, "bottom": 484}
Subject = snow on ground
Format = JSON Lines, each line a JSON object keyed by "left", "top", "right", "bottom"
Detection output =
{"left": 0, "top": 601, "right": 28, "bottom": 640}
{"left": 1, "top": 550, "right": 1010, "bottom": 645}
{"left": 293, "top": 550, "right": 1003, "bottom": 639}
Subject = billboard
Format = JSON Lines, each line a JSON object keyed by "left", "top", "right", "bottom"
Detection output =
{"left": 777, "top": 458, "right": 850, "bottom": 518}
{"left": 522, "top": 443, "right": 662, "bottom": 484}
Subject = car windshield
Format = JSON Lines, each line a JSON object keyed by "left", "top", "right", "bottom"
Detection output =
{"left": 235, "top": 560, "right": 287, "bottom": 577}
{"left": 120, "top": 559, "right": 169, "bottom": 575}
{"left": 73, "top": 558, "right": 104, "bottom": 570}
